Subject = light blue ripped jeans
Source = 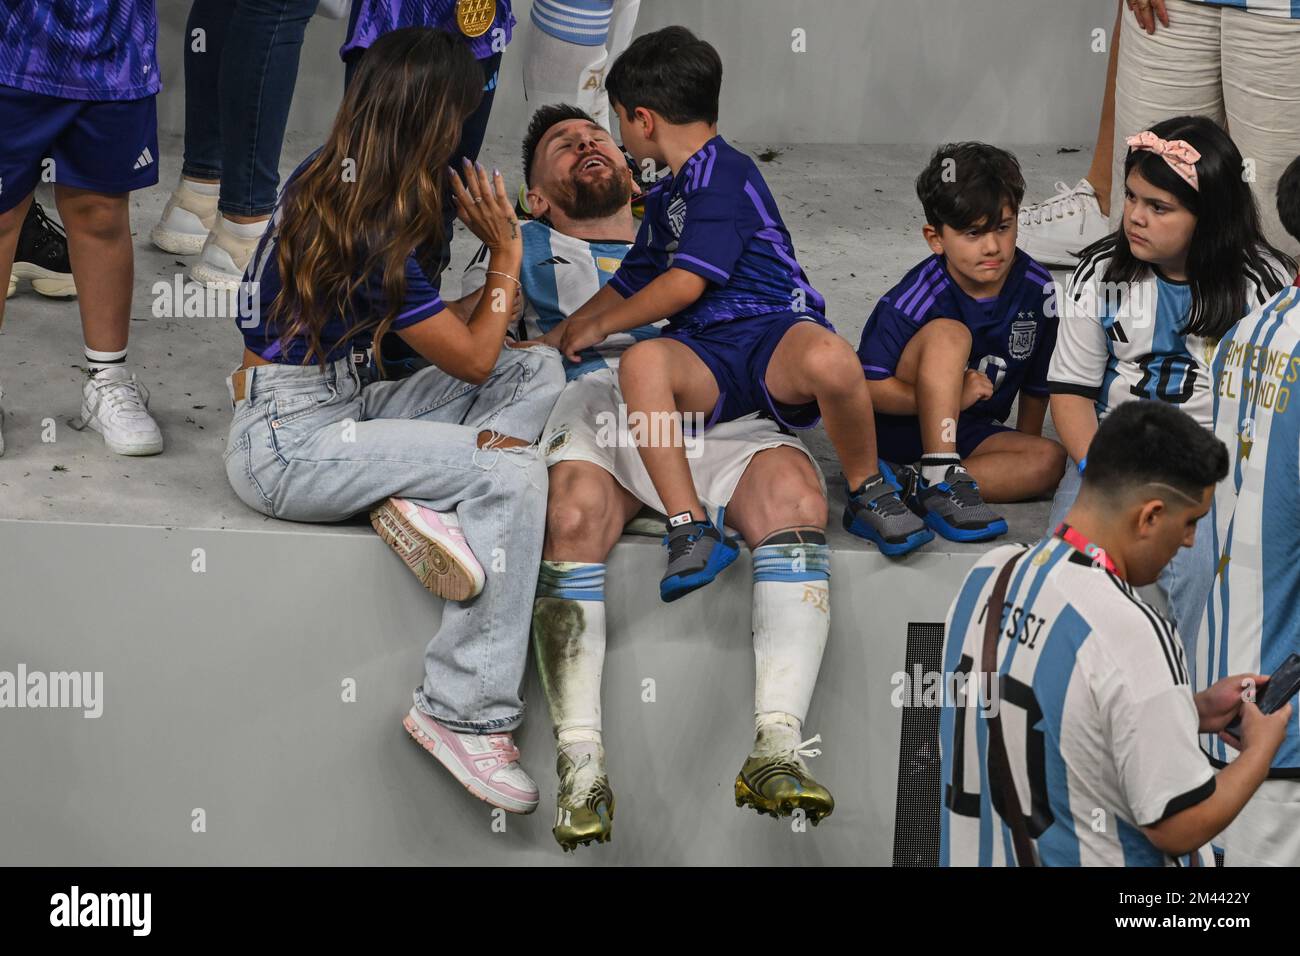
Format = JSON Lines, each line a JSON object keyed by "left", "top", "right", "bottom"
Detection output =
{"left": 224, "top": 345, "right": 566, "bottom": 731}
{"left": 1047, "top": 457, "right": 1215, "bottom": 683}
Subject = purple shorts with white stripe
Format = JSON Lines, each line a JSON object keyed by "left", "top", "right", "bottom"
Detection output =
{"left": 663, "top": 311, "right": 834, "bottom": 430}
{"left": 0, "top": 86, "right": 158, "bottom": 211}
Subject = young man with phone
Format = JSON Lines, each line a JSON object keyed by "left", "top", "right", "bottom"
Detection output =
{"left": 940, "top": 400, "right": 1289, "bottom": 866}
{"left": 1197, "top": 156, "right": 1300, "bottom": 866}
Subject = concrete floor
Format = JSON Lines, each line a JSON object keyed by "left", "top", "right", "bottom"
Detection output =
{"left": 0, "top": 131, "right": 1082, "bottom": 545}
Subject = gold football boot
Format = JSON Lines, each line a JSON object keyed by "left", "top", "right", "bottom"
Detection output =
{"left": 734, "top": 733, "right": 834, "bottom": 824}
{"left": 552, "top": 745, "right": 615, "bottom": 852}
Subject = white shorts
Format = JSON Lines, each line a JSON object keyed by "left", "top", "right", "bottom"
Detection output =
{"left": 1219, "top": 776, "right": 1300, "bottom": 866}
{"left": 540, "top": 367, "right": 825, "bottom": 517}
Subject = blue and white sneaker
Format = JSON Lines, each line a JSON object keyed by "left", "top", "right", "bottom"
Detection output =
{"left": 660, "top": 507, "right": 740, "bottom": 603}
{"left": 907, "top": 463, "right": 1008, "bottom": 542}
{"left": 842, "top": 463, "right": 933, "bottom": 557}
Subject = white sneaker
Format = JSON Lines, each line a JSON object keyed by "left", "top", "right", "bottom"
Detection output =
{"left": 150, "top": 179, "right": 219, "bottom": 255}
{"left": 190, "top": 214, "right": 267, "bottom": 289}
{"left": 1017, "top": 178, "right": 1109, "bottom": 268}
{"left": 79, "top": 366, "right": 164, "bottom": 456}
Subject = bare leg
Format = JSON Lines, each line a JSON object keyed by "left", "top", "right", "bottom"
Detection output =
{"left": 961, "top": 430, "right": 1067, "bottom": 504}
{"left": 53, "top": 186, "right": 132, "bottom": 353}
{"left": 892, "top": 318, "right": 973, "bottom": 458}
{"left": 725, "top": 445, "right": 828, "bottom": 547}
{"left": 763, "top": 322, "right": 880, "bottom": 489}
{"left": 617, "top": 337, "right": 719, "bottom": 521}
{"left": 542, "top": 460, "right": 642, "bottom": 562}
{"left": 1083, "top": 0, "right": 1124, "bottom": 217}
{"left": 0, "top": 191, "right": 35, "bottom": 331}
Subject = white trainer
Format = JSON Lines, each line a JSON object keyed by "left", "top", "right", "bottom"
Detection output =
{"left": 79, "top": 366, "right": 164, "bottom": 456}
{"left": 190, "top": 214, "right": 267, "bottom": 289}
{"left": 149, "top": 179, "right": 219, "bottom": 255}
{"left": 1017, "top": 178, "right": 1109, "bottom": 268}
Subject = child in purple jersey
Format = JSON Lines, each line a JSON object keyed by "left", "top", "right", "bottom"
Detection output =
{"left": 857, "top": 143, "right": 1067, "bottom": 545}
{"left": 543, "top": 27, "right": 930, "bottom": 603}
{"left": 0, "top": 0, "right": 164, "bottom": 458}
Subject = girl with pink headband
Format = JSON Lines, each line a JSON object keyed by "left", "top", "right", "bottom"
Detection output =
{"left": 1045, "top": 113, "right": 1295, "bottom": 661}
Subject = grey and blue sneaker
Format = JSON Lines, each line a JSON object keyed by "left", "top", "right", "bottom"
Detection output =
{"left": 907, "top": 463, "right": 1008, "bottom": 542}
{"left": 842, "top": 463, "right": 933, "bottom": 556}
{"left": 660, "top": 508, "right": 740, "bottom": 602}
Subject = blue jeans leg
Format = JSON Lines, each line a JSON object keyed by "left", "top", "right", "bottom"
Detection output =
{"left": 182, "top": 0, "right": 321, "bottom": 216}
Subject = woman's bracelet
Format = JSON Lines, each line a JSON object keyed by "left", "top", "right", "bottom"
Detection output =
{"left": 486, "top": 269, "right": 522, "bottom": 292}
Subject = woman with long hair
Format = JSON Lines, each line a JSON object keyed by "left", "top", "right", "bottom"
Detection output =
{"left": 224, "top": 27, "right": 564, "bottom": 815}
{"left": 1047, "top": 113, "right": 1296, "bottom": 661}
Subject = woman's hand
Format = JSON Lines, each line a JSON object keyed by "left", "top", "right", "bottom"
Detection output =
{"left": 449, "top": 158, "right": 521, "bottom": 256}
{"left": 1127, "top": 0, "right": 1169, "bottom": 35}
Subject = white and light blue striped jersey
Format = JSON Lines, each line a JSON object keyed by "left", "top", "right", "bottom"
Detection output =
{"left": 1187, "top": 0, "right": 1300, "bottom": 18}
{"left": 1047, "top": 244, "right": 1285, "bottom": 429}
{"left": 461, "top": 219, "right": 660, "bottom": 381}
{"left": 941, "top": 536, "right": 1216, "bottom": 867}
{"left": 1198, "top": 279, "right": 1300, "bottom": 772}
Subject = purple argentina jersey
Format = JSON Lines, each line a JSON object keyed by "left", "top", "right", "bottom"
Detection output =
{"left": 857, "top": 250, "right": 1058, "bottom": 423}
{"left": 342, "top": 0, "right": 514, "bottom": 61}
{"left": 0, "top": 0, "right": 159, "bottom": 100}
{"left": 238, "top": 158, "right": 446, "bottom": 365}
{"left": 609, "top": 135, "right": 826, "bottom": 329}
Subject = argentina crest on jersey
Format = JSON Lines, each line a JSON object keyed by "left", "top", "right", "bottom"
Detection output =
{"left": 667, "top": 195, "right": 687, "bottom": 238}
{"left": 1008, "top": 315, "right": 1037, "bottom": 360}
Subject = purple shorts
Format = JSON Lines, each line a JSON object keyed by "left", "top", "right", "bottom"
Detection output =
{"left": 0, "top": 86, "right": 158, "bottom": 212}
{"left": 663, "top": 311, "right": 834, "bottom": 430}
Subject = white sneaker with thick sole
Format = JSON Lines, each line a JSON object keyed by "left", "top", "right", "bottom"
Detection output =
{"left": 150, "top": 179, "right": 220, "bottom": 255}
{"left": 1017, "top": 178, "right": 1109, "bottom": 268}
{"left": 78, "top": 366, "right": 164, "bottom": 456}
{"left": 190, "top": 214, "right": 267, "bottom": 288}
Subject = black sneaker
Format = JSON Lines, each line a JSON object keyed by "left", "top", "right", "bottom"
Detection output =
{"left": 9, "top": 201, "right": 76, "bottom": 299}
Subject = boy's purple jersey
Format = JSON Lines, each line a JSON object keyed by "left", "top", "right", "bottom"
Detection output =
{"left": 342, "top": 0, "right": 514, "bottom": 61}
{"left": 857, "top": 250, "right": 1058, "bottom": 423}
{"left": 609, "top": 135, "right": 826, "bottom": 329}
{"left": 0, "top": 0, "right": 159, "bottom": 101}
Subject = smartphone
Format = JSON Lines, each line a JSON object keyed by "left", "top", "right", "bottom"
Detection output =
{"left": 1224, "top": 653, "right": 1300, "bottom": 738}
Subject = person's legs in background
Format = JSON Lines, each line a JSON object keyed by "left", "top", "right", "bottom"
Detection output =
{"left": 1221, "top": 7, "right": 1300, "bottom": 260}
{"left": 155, "top": 0, "right": 321, "bottom": 288}
{"left": 1110, "top": 0, "right": 1224, "bottom": 230}
{"left": 1017, "top": 0, "right": 1123, "bottom": 266}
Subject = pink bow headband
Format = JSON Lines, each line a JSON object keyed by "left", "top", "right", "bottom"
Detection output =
{"left": 1126, "top": 130, "right": 1202, "bottom": 191}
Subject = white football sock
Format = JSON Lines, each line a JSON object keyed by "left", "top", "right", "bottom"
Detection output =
{"left": 533, "top": 560, "right": 607, "bottom": 749}
{"left": 752, "top": 532, "right": 830, "bottom": 754}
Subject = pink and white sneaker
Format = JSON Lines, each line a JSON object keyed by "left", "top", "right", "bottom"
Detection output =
{"left": 403, "top": 706, "right": 539, "bottom": 814}
{"left": 370, "top": 497, "right": 486, "bottom": 601}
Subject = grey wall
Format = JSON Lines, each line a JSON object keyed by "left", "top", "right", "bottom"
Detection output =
{"left": 155, "top": 0, "right": 1117, "bottom": 148}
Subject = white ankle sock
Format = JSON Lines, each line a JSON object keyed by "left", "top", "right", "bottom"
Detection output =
{"left": 921, "top": 454, "right": 961, "bottom": 484}
{"left": 219, "top": 215, "right": 269, "bottom": 239}
{"left": 84, "top": 346, "right": 127, "bottom": 375}
{"left": 182, "top": 177, "right": 220, "bottom": 197}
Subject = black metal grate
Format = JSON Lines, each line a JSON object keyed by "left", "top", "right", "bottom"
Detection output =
{"left": 891, "top": 622, "right": 945, "bottom": 867}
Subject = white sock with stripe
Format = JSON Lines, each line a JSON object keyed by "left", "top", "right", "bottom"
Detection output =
{"left": 751, "top": 531, "right": 831, "bottom": 755}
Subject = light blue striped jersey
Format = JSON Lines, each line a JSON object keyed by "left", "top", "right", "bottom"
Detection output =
{"left": 461, "top": 218, "right": 660, "bottom": 381}
{"left": 941, "top": 535, "right": 1215, "bottom": 866}
{"left": 1199, "top": 279, "right": 1300, "bottom": 772}
{"left": 1048, "top": 243, "right": 1285, "bottom": 429}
